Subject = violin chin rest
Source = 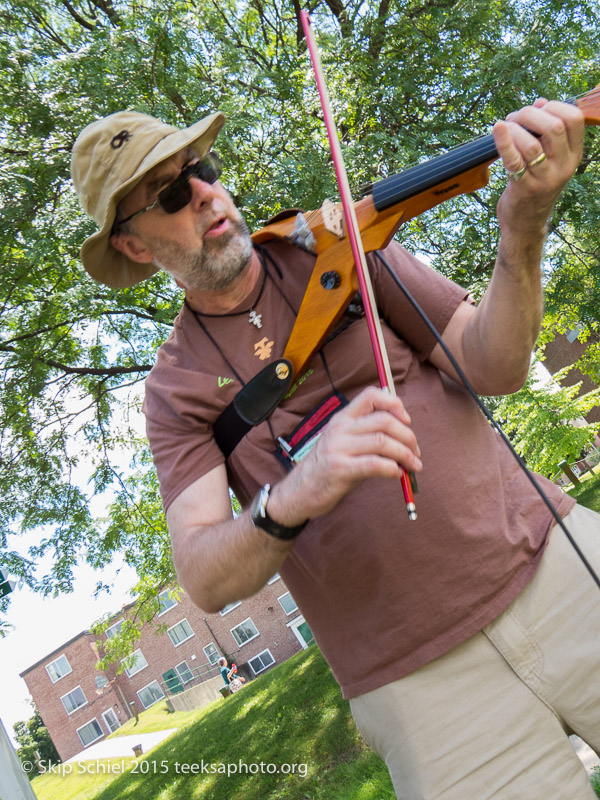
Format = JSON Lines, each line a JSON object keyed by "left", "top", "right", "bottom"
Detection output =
{"left": 262, "top": 208, "right": 305, "bottom": 225}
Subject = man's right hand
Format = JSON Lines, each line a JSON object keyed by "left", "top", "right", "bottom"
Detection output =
{"left": 266, "top": 385, "right": 422, "bottom": 526}
{"left": 167, "top": 385, "right": 421, "bottom": 612}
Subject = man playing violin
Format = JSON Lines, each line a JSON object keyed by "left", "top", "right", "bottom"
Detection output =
{"left": 71, "top": 99, "right": 600, "bottom": 798}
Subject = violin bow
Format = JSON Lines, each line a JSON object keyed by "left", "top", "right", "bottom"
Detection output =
{"left": 300, "top": 10, "right": 417, "bottom": 521}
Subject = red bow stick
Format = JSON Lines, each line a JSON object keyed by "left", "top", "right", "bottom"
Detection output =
{"left": 300, "top": 10, "right": 416, "bottom": 521}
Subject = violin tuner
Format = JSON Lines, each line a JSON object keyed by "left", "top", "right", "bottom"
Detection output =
{"left": 320, "top": 271, "right": 342, "bottom": 290}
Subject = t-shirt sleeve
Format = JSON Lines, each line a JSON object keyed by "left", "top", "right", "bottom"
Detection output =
{"left": 370, "top": 240, "right": 471, "bottom": 360}
{"left": 143, "top": 354, "right": 226, "bottom": 513}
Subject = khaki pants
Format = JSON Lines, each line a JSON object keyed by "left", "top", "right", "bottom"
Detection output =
{"left": 350, "top": 504, "right": 600, "bottom": 799}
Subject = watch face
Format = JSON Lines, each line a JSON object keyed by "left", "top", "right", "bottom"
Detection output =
{"left": 257, "top": 486, "right": 269, "bottom": 519}
{"left": 251, "top": 484, "right": 270, "bottom": 526}
{"left": 250, "top": 483, "right": 305, "bottom": 540}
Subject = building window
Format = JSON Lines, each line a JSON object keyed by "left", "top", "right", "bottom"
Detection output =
{"left": 278, "top": 591, "right": 298, "bottom": 615}
{"left": 46, "top": 654, "right": 72, "bottom": 684}
{"left": 203, "top": 643, "right": 220, "bottom": 665}
{"left": 137, "top": 680, "right": 165, "bottom": 709}
{"left": 105, "top": 620, "right": 123, "bottom": 639}
{"left": 175, "top": 661, "right": 194, "bottom": 684}
{"left": 157, "top": 589, "right": 177, "bottom": 616}
{"left": 230, "top": 618, "right": 259, "bottom": 647}
{"left": 248, "top": 649, "right": 275, "bottom": 675}
{"left": 101, "top": 708, "right": 121, "bottom": 733}
{"left": 219, "top": 600, "right": 241, "bottom": 616}
{"left": 267, "top": 573, "right": 280, "bottom": 584}
{"left": 122, "top": 649, "right": 148, "bottom": 678}
{"left": 167, "top": 619, "right": 194, "bottom": 647}
{"left": 76, "top": 718, "right": 104, "bottom": 748}
{"left": 61, "top": 686, "right": 87, "bottom": 715}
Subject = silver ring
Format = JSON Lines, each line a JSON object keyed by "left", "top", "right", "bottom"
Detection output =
{"left": 506, "top": 164, "right": 527, "bottom": 182}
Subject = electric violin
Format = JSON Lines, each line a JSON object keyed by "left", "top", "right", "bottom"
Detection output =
{"left": 219, "top": 27, "right": 600, "bottom": 522}
{"left": 251, "top": 85, "right": 600, "bottom": 379}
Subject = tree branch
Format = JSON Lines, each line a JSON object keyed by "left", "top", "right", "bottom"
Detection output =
{"left": 59, "top": 0, "right": 96, "bottom": 31}
{"left": 41, "top": 361, "right": 152, "bottom": 376}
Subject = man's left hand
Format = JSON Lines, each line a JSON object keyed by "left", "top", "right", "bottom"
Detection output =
{"left": 493, "top": 99, "right": 584, "bottom": 235}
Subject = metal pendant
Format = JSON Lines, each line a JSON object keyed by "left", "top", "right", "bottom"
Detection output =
{"left": 249, "top": 310, "right": 262, "bottom": 328}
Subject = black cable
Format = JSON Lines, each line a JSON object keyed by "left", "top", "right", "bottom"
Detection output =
{"left": 374, "top": 249, "right": 600, "bottom": 590}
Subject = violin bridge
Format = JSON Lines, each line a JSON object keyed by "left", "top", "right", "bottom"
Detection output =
{"left": 321, "top": 198, "right": 345, "bottom": 240}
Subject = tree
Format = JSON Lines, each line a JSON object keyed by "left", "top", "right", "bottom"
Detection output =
{"left": 13, "top": 707, "right": 61, "bottom": 774}
{"left": 484, "top": 364, "right": 600, "bottom": 477}
{"left": 1, "top": 0, "right": 599, "bottom": 635}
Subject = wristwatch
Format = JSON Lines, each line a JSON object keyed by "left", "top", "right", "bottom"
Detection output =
{"left": 250, "top": 483, "right": 308, "bottom": 540}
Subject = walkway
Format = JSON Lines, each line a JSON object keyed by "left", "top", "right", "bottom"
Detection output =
{"left": 65, "top": 729, "right": 178, "bottom": 763}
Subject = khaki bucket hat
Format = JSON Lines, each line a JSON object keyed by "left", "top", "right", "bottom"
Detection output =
{"left": 71, "top": 110, "right": 226, "bottom": 288}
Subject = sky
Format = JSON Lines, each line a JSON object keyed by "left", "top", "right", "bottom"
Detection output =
{"left": 0, "top": 384, "right": 148, "bottom": 749}
{"left": 0, "top": 556, "right": 137, "bottom": 748}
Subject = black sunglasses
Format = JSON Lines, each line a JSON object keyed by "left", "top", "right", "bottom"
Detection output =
{"left": 113, "top": 151, "right": 223, "bottom": 232}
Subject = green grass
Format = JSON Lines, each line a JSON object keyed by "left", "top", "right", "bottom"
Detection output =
{"left": 29, "top": 764, "right": 129, "bottom": 800}
{"left": 31, "top": 478, "right": 600, "bottom": 800}
{"left": 568, "top": 470, "right": 600, "bottom": 514}
{"left": 593, "top": 767, "right": 600, "bottom": 799}
{"left": 31, "top": 647, "right": 395, "bottom": 800}
{"left": 107, "top": 701, "right": 205, "bottom": 737}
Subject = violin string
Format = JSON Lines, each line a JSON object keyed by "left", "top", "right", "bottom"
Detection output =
{"left": 372, "top": 86, "right": 600, "bottom": 197}
{"left": 571, "top": 86, "right": 600, "bottom": 102}
{"left": 575, "top": 96, "right": 600, "bottom": 109}
{"left": 574, "top": 96, "right": 600, "bottom": 108}
{"left": 373, "top": 91, "right": 600, "bottom": 195}
{"left": 363, "top": 87, "right": 599, "bottom": 208}
{"left": 296, "top": 89, "right": 598, "bottom": 223}
{"left": 373, "top": 136, "right": 499, "bottom": 208}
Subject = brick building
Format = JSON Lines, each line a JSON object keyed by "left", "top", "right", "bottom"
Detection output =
{"left": 543, "top": 329, "right": 600, "bottom": 425}
{"left": 20, "top": 576, "right": 312, "bottom": 761}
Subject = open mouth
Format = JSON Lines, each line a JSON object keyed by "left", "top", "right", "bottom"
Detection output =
{"left": 205, "top": 216, "right": 229, "bottom": 237}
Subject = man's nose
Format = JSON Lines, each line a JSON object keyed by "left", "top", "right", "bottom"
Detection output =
{"left": 188, "top": 173, "right": 218, "bottom": 210}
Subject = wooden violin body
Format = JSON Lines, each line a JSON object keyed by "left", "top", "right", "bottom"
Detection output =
{"left": 251, "top": 87, "right": 600, "bottom": 379}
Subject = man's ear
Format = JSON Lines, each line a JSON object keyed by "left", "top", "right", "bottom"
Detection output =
{"left": 110, "top": 231, "right": 155, "bottom": 264}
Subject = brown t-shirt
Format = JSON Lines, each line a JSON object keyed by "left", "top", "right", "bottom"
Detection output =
{"left": 143, "top": 240, "right": 574, "bottom": 699}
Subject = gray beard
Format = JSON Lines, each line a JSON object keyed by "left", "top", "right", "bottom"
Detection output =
{"left": 149, "top": 215, "right": 253, "bottom": 291}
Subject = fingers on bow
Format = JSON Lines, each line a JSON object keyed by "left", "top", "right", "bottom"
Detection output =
{"left": 325, "top": 387, "right": 422, "bottom": 474}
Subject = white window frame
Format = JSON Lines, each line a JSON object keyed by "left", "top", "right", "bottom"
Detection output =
{"left": 137, "top": 679, "right": 165, "bottom": 709}
{"left": 157, "top": 589, "right": 177, "bottom": 616}
{"left": 76, "top": 717, "right": 104, "bottom": 748}
{"left": 175, "top": 660, "right": 194, "bottom": 684}
{"left": 121, "top": 648, "right": 148, "bottom": 678}
{"left": 45, "top": 654, "right": 72, "bottom": 684}
{"left": 166, "top": 618, "right": 194, "bottom": 647}
{"left": 101, "top": 708, "right": 120, "bottom": 733}
{"left": 105, "top": 619, "right": 123, "bottom": 639}
{"left": 267, "top": 573, "right": 280, "bottom": 584}
{"left": 219, "top": 600, "right": 241, "bottom": 616}
{"left": 248, "top": 648, "right": 275, "bottom": 675}
{"left": 60, "top": 685, "right": 88, "bottom": 715}
{"left": 203, "top": 642, "right": 220, "bottom": 665}
{"left": 230, "top": 617, "right": 259, "bottom": 648}
{"left": 277, "top": 591, "right": 298, "bottom": 615}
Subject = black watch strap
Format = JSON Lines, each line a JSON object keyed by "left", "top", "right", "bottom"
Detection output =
{"left": 250, "top": 484, "right": 307, "bottom": 540}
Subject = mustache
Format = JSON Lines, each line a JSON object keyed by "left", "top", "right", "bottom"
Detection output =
{"left": 198, "top": 205, "right": 248, "bottom": 239}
